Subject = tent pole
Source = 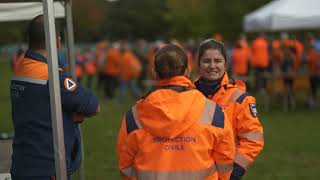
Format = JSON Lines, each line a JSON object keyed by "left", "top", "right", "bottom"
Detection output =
{"left": 65, "top": 1, "right": 85, "bottom": 180}
{"left": 65, "top": 0, "right": 76, "bottom": 78}
{"left": 43, "top": 0, "right": 67, "bottom": 180}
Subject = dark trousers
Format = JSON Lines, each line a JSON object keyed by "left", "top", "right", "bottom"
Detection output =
{"left": 310, "top": 75, "right": 319, "bottom": 98}
{"left": 104, "top": 74, "right": 119, "bottom": 99}
{"left": 254, "top": 67, "right": 268, "bottom": 92}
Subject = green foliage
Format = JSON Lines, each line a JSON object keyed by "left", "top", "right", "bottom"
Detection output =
{"left": 104, "top": 0, "right": 169, "bottom": 40}
{"left": 165, "top": 0, "right": 214, "bottom": 39}
{"left": 0, "top": 0, "right": 274, "bottom": 43}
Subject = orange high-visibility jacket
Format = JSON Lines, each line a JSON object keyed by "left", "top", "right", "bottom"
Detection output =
{"left": 117, "top": 76, "right": 235, "bottom": 180}
{"left": 293, "top": 40, "right": 304, "bottom": 72}
{"left": 271, "top": 40, "right": 284, "bottom": 65}
{"left": 251, "top": 37, "right": 269, "bottom": 68}
{"left": 105, "top": 48, "right": 121, "bottom": 76}
{"left": 231, "top": 47, "right": 249, "bottom": 75}
{"left": 195, "top": 73, "right": 264, "bottom": 177}
{"left": 120, "top": 50, "right": 142, "bottom": 81}
{"left": 307, "top": 48, "right": 320, "bottom": 75}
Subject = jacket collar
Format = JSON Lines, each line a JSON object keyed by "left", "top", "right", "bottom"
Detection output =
{"left": 24, "top": 50, "right": 47, "bottom": 63}
{"left": 156, "top": 76, "right": 195, "bottom": 88}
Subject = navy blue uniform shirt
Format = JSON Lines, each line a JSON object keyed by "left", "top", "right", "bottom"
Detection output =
{"left": 10, "top": 50, "right": 99, "bottom": 176}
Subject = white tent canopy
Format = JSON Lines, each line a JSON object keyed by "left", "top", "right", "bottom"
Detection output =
{"left": 244, "top": 0, "right": 320, "bottom": 32}
{"left": 0, "top": 2, "right": 65, "bottom": 22}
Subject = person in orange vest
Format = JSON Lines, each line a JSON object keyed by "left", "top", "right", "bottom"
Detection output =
{"left": 117, "top": 44, "right": 235, "bottom": 180}
{"left": 104, "top": 42, "right": 122, "bottom": 100}
{"left": 306, "top": 41, "right": 320, "bottom": 107}
{"left": 271, "top": 39, "right": 284, "bottom": 70}
{"left": 231, "top": 40, "right": 250, "bottom": 77}
{"left": 118, "top": 40, "right": 142, "bottom": 101}
{"left": 292, "top": 36, "right": 304, "bottom": 72}
{"left": 75, "top": 50, "right": 85, "bottom": 83}
{"left": 133, "top": 39, "right": 149, "bottom": 92}
{"left": 95, "top": 40, "right": 108, "bottom": 92}
{"left": 194, "top": 39, "right": 264, "bottom": 180}
{"left": 83, "top": 49, "right": 97, "bottom": 89}
{"left": 251, "top": 34, "right": 269, "bottom": 92}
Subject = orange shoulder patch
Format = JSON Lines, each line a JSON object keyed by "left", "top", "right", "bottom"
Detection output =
{"left": 64, "top": 78, "right": 77, "bottom": 91}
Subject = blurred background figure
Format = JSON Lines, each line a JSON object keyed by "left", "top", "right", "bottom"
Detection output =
{"left": 133, "top": 39, "right": 149, "bottom": 93}
{"left": 83, "top": 48, "right": 96, "bottom": 89}
{"left": 118, "top": 40, "right": 142, "bottom": 102}
{"left": 250, "top": 33, "right": 269, "bottom": 93}
{"left": 95, "top": 40, "right": 108, "bottom": 93}
{"left": 231, "top": 35, "right": 251, "bottom": 87}
{"left": 306, "top": 35, "right": 320, "bottom": 107}
{"left": 103, "top": 41, "right": 121, "bottom": 101}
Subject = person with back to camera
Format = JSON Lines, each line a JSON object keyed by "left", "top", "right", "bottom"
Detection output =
{"left": 10, "top": 15, "right": 100, "bottom": 180}
{"left": 194, "top": 39, "right": 264, "bottom": 179}
{"left": 117, "top": 44, "right": 235, "bottom": 180}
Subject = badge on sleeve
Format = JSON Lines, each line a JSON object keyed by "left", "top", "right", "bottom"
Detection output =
{"left": 249, "top": 103, "right": 258, "bottom": 117}
{"left": 64, "top": 78, "right": 77, "bottom": 91}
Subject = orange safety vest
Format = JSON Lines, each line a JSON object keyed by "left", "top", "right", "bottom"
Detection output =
{"left": 293, "top": 40, "right": 304, "bottom": 72}
{"left": 120, "top": 50, "right": 142, "bottom": 81}
{"left": 271, "top": 40, "right": 284, "bottom": 65}
{"left": 307, "top": 48, "right": 320, "bottom": 75}
{"left": 251, "top": 37, "right": 269, "bottom": 68}
{"left": 197, "top": 73, "right": 264, "bottom": 171}
{"left": 117, "top": 76, "right": 235, "bottom": 180}
{"left": 105, "top": 48, "right": 121, "bottom": 76}
{"left": 232, "top": 47, "right": 249, "bottom": 75}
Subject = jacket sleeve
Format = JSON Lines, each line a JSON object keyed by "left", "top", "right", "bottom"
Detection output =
{"left": 212, "top": 110, "right": 235, "bottom": 180}
{"left": 231, "top": 95, "right": 264, "bottom": 178}
{"left": 59, "top": 72, "right": 99, "bottom": 117}
{"left": 117, "top": 116, "right": 138, "bottom": 180}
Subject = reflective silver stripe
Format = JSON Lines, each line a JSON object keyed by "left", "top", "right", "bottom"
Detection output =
{"left": 238, "top": 132, "right": 264, "bottom": 142}
{"left": 121, "top": 167, "right": 135, "bottom": 177}
{"left": 136, "top": 164, "right": 217, "bottom": 180}
{"left": 12, "top": 76, "right": 47, "bottom": 85}
{"left": 228, "top": 89, "right": 244, "bottom": 102}
{"left": 235, "top": 152, "right": 251, "bottom": 170}
{"left": 200, "top": 99, "right": 216, "bottom": 125}
{"left": 132, "top": 105, "right": 143, "bottom": 128}
{"left": 216, "top": 163, "right": 233, "bottom": 173}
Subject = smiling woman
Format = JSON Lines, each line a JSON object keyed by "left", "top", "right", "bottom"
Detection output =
{"left": 195, "top": 39, "right": 265, "bottom": 180}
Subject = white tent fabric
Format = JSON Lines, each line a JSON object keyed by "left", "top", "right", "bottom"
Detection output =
{"left": 0, "top": 2, "right": 65, "bottom": 22}
{"left": 244, "top": 0, "right": 320, "bottom": 32}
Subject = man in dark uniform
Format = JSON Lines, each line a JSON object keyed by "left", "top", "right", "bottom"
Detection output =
{"left": 10, "top": 15, "right": 100, "bottom": 180}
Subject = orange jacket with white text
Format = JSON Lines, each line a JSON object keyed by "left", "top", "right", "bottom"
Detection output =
{"left": 195, "top": 73, "right": 264, "bottom": 179}
{"left": 117, "top": 76, "right": 235, "bottom": 180}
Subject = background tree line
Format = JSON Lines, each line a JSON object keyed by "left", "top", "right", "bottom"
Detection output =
{"left": 0, "top": 0, "right": 271, "bottom": 44}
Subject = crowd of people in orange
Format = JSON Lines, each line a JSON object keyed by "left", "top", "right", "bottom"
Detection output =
{"left": 10, "top": 33, "right": 320, "bottom": 107}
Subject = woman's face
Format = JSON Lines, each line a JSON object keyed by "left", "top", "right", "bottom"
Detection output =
{"left": 199, "top": 48, "right": 226, "bottom": 82}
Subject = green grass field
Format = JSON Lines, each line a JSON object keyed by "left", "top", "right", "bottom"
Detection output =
{"left": 1, "top": 60, "right": 320, "bottom": 179}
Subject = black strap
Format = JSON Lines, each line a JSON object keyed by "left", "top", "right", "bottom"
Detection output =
{"left": 142, "top": 85, "right": 193, "bottom": 99}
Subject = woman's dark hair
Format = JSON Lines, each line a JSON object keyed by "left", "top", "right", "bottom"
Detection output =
{"left": 198, "top": 39, "right": 227, "bottom": 65}
{"left": 154, "top": 44, "right": 188, "bottom": 79}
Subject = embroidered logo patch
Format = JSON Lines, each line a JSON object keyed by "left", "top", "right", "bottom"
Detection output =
{"left": 249, "top": 103, "right": 258, "bottom": 117}
{"left": 64, "top": 78, "right": 77, "bottom": 91}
